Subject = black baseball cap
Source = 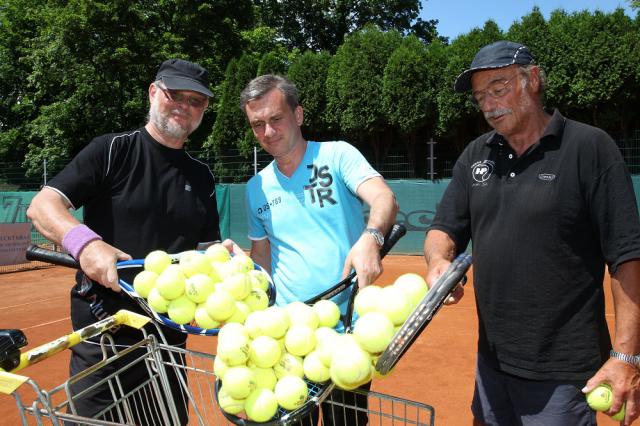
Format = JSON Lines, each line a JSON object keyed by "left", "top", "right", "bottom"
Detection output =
{"left": 155, "top": 58, "right": 213, "bottom": 97}
{"left": 454, "top": 41, "right": 535, "bottom": 93}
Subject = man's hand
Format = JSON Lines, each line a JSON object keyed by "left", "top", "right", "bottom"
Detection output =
{"left": 222, "top": 238, "right": 245, "bottom": 257}
{"left": 77, "top": 240, "right": 132, "bottom": 292}
{"left": 342, "top": 233, "right": 382, "bottom": 288}
{"left": 582, "top": 358, "right": 640, "bottom": 425}
{"left": 426, "top": 258, "right": 465, "bottom": 305}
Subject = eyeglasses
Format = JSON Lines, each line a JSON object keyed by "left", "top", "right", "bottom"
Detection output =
{"left": 470, "top": 78, "right": 514, "bottom": 108}
{"left": 157, "top": 85, "right": 207, "bottom": 109}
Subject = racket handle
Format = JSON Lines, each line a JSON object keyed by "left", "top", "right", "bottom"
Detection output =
{"left": 25, "top": 244, "right": 80, "bottom": 269}
{"left": 380, "top": 223, "right": 407, "bottom": 257}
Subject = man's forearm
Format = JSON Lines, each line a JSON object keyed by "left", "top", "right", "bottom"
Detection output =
{"left": 366, "top": 190, "right": 399, "bottom": 235}
{"left": 26, "top": 187, "right": 81, "bottom": 245}
{"left": 424, "top": 229, "right": 458, "bottom": 267}
{"left": 611, "top": 259, "right": 640, "bottom": 356}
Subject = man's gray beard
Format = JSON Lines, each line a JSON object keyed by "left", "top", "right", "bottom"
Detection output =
{"left": 148, "top": 100, "right": 201, "bottom": 139}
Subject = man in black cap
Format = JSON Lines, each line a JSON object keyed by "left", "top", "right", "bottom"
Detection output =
{"left": 27, "top": 58, "right": 221, "bottom": 424}
{"left": 424, "top": 41, "right": 640, "bottom": 425}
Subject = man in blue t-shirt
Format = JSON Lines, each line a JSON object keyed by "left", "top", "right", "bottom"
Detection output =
{"left": 241, "top": 74, "right": 398, "bottom": 425}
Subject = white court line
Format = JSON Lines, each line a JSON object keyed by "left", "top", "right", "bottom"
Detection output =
{"left": 22, "top": 317, "right": 71, "bottom": 330}
{"left": 0, "top": 296, "right": 67, "bottom": 311}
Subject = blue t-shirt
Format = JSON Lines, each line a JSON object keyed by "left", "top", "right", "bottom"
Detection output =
{"left": 246, "top": 141, "right": 380, "bottom": 310}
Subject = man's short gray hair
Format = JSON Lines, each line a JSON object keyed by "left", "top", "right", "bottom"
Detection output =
{"left": 240, "top": 74, "right": 299, "bottom": 112}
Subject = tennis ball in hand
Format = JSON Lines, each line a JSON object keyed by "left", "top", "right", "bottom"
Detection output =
{"left": 205, "top": 289, "right": 237, "bottom": 322}
{"left": 250, "top": 365, "right": 278, "bottom": 390}
{"left": 274, "top": 353, "right": 304, "bottom": 379}
{"left": 612, "top": 404, "right": 626, "bottom": 421}
{"left": 223, "top": 366, "right": 257, "bottom": 399}
{"left": 379, "top": 286, "right": 413, "bottom": 325}
{"left": 313, "top": 300, "right": 341, "bottom": 328}
{"left": 219, "top": 273, "right": 252, "bottom": 301}
{"left": 167, "top": 295, "right": 196, "bottom": 324}
{"left": 155, "top": 265, "right": 186, "bottom": 300}
{"left": 353, "top": 311, "right": 395, "bottom": 354}
{"left": 218, "top": 386, "right": 246, "bottom": 415}
{"left": 245, "top": 388, "right": 279, "bottom": 422}
{"left": 133, "top": 270, "right": 158, "bottom": 298}
{"left": 284, "top": 325, "right": 317, "bottom": 357}
{"left": 248, "top": 270, "right": 270, "bottom": 292}
{"left": 250, "top": 336, "right": 282, "bottom": 368}
{"left": 144, "top": 250, "right": 172, "bottom": 274}
{"left": 393, "top": 273, "right": 429, "bottom": 308}
{"left": 274, "top": 376, "right": 308, "bottom": 410}
{"left": 147, "top": 287, "right": 170, "bottom": 313}
{"left": 185, "top": 273, "right": 215, "bottom": 303}
{"left": 205, "top": 243, "right": 231, "bottom": 263}
{"left": 354, "top": 285, "right": 383, "bottom": 316}
{"left": 586, "top": 383, "right": 613, "bottom": 411}
{"left": 244, "top": 288, "right": 269, "bottom": 312}
{"left": 179, "top": 250, "right": 211, "bottom": 277}
{"left": 285, "top": 302, "right": 319, "bottom": 329}
{"left": 303, "top": 350, "right": 331, "bottom": 383}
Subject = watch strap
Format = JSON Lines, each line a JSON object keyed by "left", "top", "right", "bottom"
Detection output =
{"left": 610, "top": 349, "right": 640, "bottom": 367}
{"left": 364, "top": 228, "right": 384, "bottom": 247}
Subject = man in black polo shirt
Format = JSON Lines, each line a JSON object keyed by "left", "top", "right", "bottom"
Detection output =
{"left": 424, "top": 41, "right": 640, "bottom": 425}
{"left": 27, "top": 58, "right": 221, "bottom": 424}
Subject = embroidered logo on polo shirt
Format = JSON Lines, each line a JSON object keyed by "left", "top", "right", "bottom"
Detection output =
{"left": 185, "top": 183, "right": 192, "bottom": 191}
{"left": 471, "top": 160, "right": 494, "bottom": 185}
{"left": 538, "top": 173, "right": 556, "bottom": 181}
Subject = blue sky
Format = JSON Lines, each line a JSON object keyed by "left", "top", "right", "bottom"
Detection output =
{"left": 419, "top": 0, "right": 635, "bottom": 40}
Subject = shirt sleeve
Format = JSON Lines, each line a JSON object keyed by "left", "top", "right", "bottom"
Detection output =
{"left": 245, "top": 179, "right": 267, "bottom": 240}
{"left": 334, "top": 142, "right": 381, "bottom": 195}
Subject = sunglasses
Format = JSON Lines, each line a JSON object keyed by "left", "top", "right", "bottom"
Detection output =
{"left": 157, "top": 85, "right": 207, "bottom": 109}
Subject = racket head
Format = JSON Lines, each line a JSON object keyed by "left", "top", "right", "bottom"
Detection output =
{"left": 375, "top": 253, "right": 472, "bottom": 374}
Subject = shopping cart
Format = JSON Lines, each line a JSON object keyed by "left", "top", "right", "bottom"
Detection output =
{"left": 1, "top": 310, "right": 435, "bottom": 425}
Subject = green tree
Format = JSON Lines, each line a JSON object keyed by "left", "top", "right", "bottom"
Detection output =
{"left": 325, "top": 25, "right": 403, "bottom": 166}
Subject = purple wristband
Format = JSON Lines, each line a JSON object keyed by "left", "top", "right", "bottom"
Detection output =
{"left": 62, "top": 224, "right": 102, "bottom": 259}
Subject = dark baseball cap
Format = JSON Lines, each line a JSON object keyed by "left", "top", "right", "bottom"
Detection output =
{"left": 454, "top": 41, "right": 535, "bottom": 93}
{"left": 155, "top": 58, "right": 213, "bottom": 97}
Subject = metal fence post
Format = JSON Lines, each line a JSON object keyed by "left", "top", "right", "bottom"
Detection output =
{"left": 427, "top": 138, "right": 437, "bottom": 181}
{"left": 43, "top": 158, "right": 47, "bottom": 186}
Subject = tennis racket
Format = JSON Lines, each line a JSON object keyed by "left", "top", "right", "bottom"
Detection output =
{"left": 375, "top": 253, "right": 472, "bottom": 374}
{"left": 25, "top": 245, "right": 276, "bottom": 336}
{"left": 215, "top": 223, "right": 406, "bottom": 426}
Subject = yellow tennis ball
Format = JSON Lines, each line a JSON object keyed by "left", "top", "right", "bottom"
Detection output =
{"left": 248, "top": 269, "right": 270, "bottom": 292}
{"left": 354, "top": 285, "right": 383, "bottom": 316}
{"left": 353, "top": 311, "right": 395, "bottom": 353}
{"left": 204, "top": 243, "right": 231, "bottom": 263}
{"left": 315, "top": 333, "right": 338, "bottom": 367}
{"left": 250, "top": 365, "right": 278, "bottom": 390}
{"left": 315, "top": 326, "right": 339, "bottom": 344}
{"left": 212, "top": 261, "right": 234, "bottom": 280}
{"left": 379, "top": 286, "right": 413, "bottom": 325}
{"left": 250, "top": 335, "right": 282, "bottom": 368}
{"left": 133, "top": 270, "right": 158, "bottom": 298}
{"left": 244, "top": 311, "right": 265, "bottom": 339}
{"left": 586, "top": 384, "right": 613, "bottom": 411}
{"left": 245, "top": 388, "right": 279, "bottom": 422}
{"left": 312, "top": 300, "right": 341, "bottom": 328}
{"left": 185, "top": 273, "right": 215, "bottom": 303}
{"left": 274, "top": 376, "right": 308, "bottom": 411}
{"left": 218, "top": 385, "right": 245, "bottom": 415}
{"left": 179, "top": 250, "right": 212, "bottom": 277}
{"left": 194, "top": 304, "right": 220, "bottom": 329}
{"left": 223, "top": 366, "right": 257, "bottom": 399}
{"left": 273, "top": 352, "right": 304, "bottom": 379}
{"left": 303, "top": 350, "right": 331, "bottom": 383}
{"left": 244, "top": 288, "right": 270, "bottom": 312}
{"left": 144, "top": 250, "right": 172, "bottom": 274}
{"left": 330, "top": 341, "right": 372, "bottom": 387}
{"left": 214, "top": 356, "right": 230, "bottom": 379}
{"left": 612, "top": 403, "right": 626, "bottom": 421}
{"left": 167, "top": 295, "right": 196, "bottom": 324}
{"left": 205, "top": 289, "right": 237, "bottom": 321}
{"left": 285, "top": 302, "right": 319, "bottom": 329}
{"left": 260, "top": 306, "right": 290, "bottom": 339}
{"left": 284, "top": 325, "right": 317, "bottom": 357}
{"left": 219, "top": 273, "right": 252, "bottom": 301}
{"left": 155, "top": 264, "right": 186, "bottom": 300}
{"left": 229, "top": 254, "right": 254, "bottom": 273}
{"left": 226, "top": 301, "right": 251, "bottom": 324}
{"left": 393, "top": 273, "right": 429, "bottom": 308}
{"left": 217, "top": 333, "right": 250, "bottom": 366}
{"left": 147, "top": 287, "right": 170, "bottom": 313}
{"left": 218, "top": 322, "right": 249, "bottom": 342}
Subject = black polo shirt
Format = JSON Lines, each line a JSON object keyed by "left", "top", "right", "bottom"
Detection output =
{"left": 430, "top": 109, "right": 640, "bottom": 381}
{"left": 48, "top": 127, "right": 221, "bottom": 345}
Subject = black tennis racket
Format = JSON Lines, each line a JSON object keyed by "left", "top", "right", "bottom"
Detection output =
{"left": 215, "top": 223, "right": 407, "bottom": 426}
{"left": 25, "top": 245, "right": 276, "bottom": 336}
{"left": 375, "top": 253, "right": 472, "bottom": 374}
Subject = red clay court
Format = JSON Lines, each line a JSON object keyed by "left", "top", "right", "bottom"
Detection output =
{"left": 0, "top": 256, "right": 618, "bottom": 425}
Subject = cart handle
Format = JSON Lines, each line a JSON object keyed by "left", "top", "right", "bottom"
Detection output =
{"left": 0, "top": 309, "right": 149, "bottom": 394}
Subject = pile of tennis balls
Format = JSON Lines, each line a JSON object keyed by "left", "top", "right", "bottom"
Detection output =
{"left": 586, "top": 383, "right": 626, "bottom": 421}
{"left": 132, "top": 244, "right": 271, "bottom": 328}
{"left": 214, "top": 272, "right": 429, "bottom": 422}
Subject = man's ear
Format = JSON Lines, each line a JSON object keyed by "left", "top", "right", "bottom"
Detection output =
{"left": 295, "top": 105, "right": 304, "bottom": 126}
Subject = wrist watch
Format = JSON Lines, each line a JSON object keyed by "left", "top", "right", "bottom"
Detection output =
{"left": 610, "top": 350, "right": 640, "bottom": 368}
{"left": 364, "top": 228, "right": 384, "bottom": 247}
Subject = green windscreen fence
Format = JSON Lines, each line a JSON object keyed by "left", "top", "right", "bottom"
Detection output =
{"left": 5, "top": 175, "right": 640, "bottom": 256}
